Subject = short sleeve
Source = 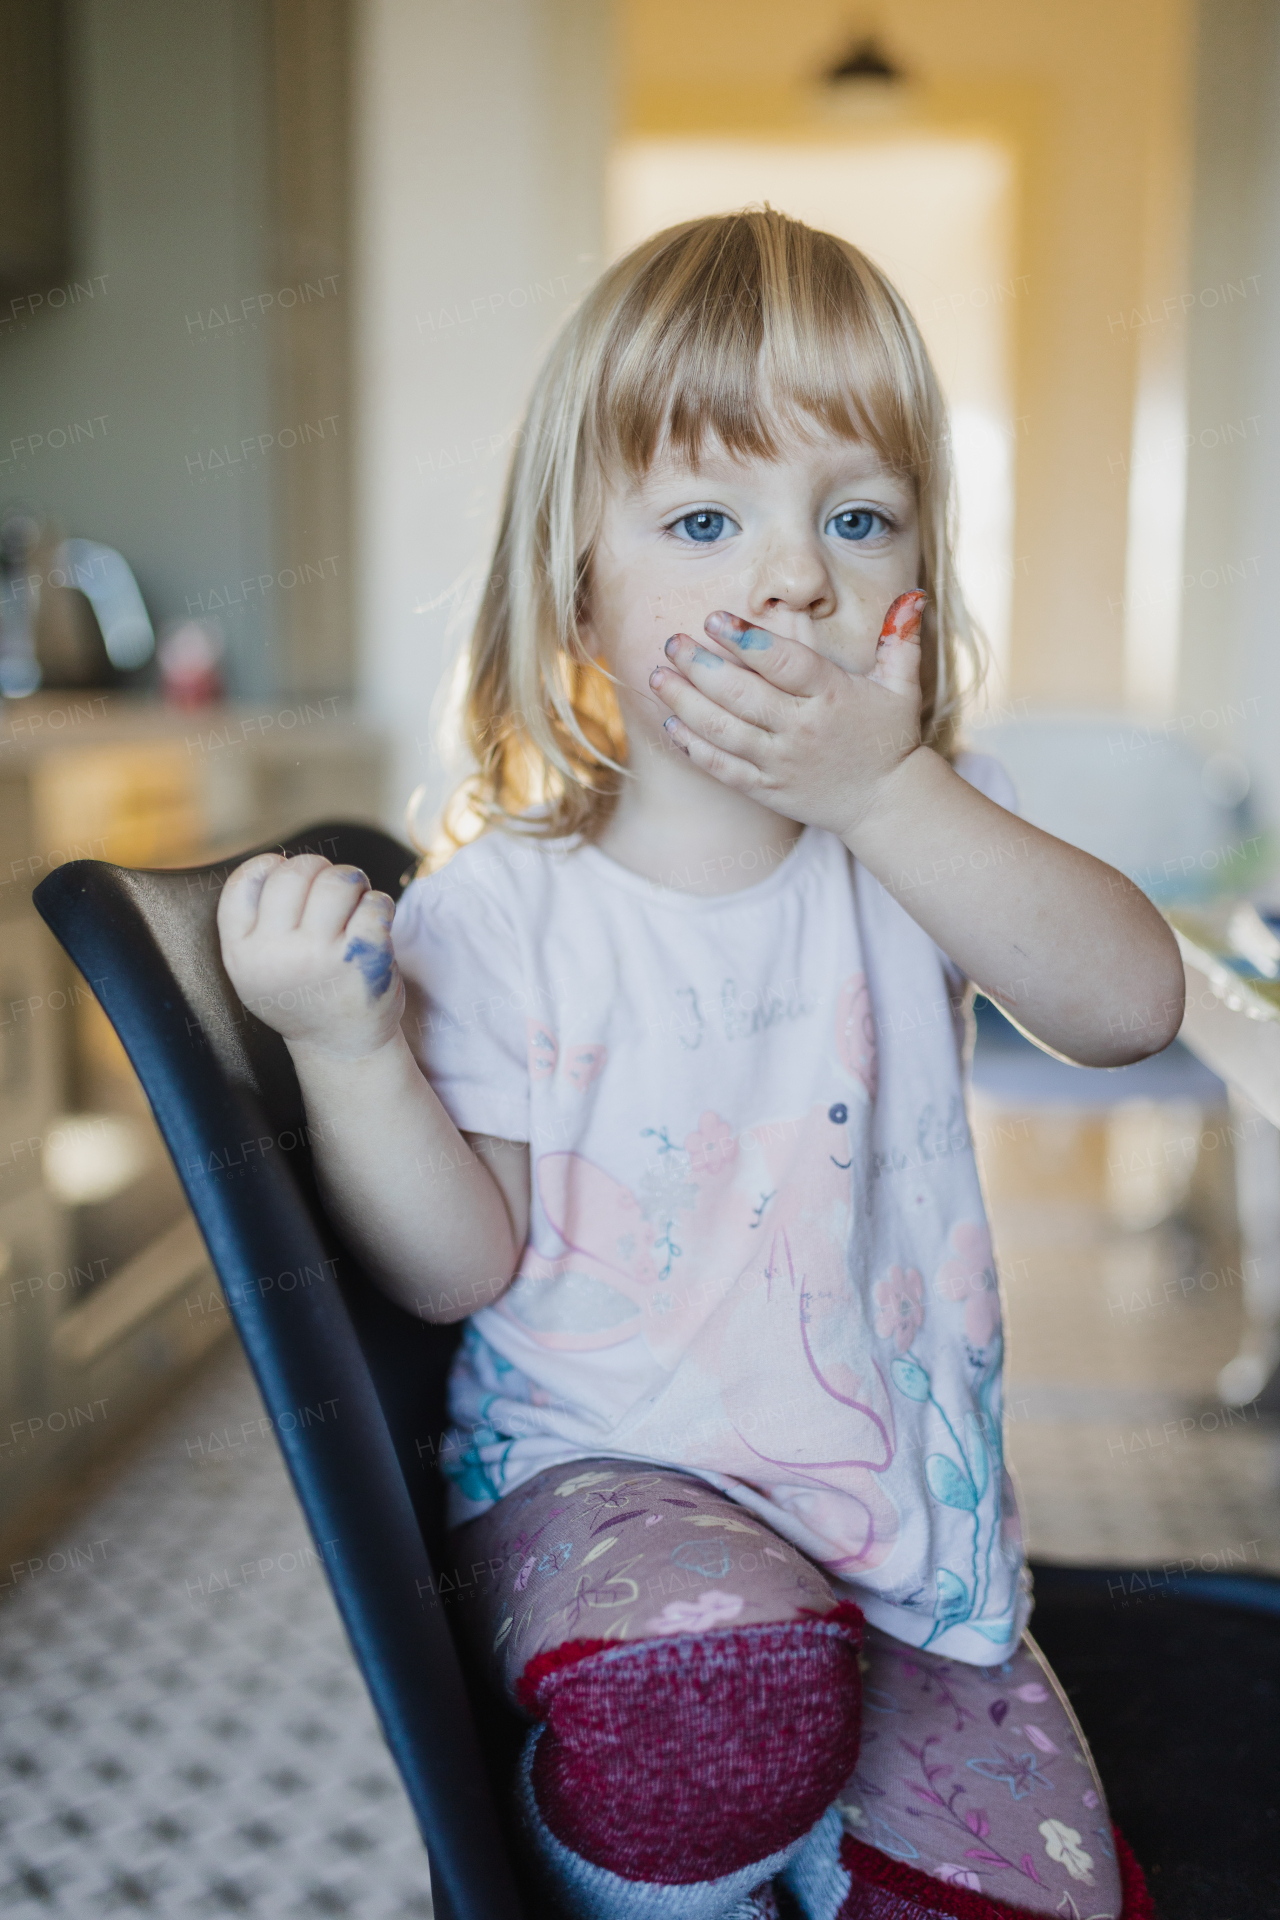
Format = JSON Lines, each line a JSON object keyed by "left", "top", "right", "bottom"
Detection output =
{"left": 938, "top": 750, "right": 1022, "bottom": 993}
{"left": 393, "top": 865, "right": 530, "bottom": 1142}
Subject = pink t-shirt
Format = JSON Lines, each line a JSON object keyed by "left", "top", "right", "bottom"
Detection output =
{"left": 392, "top": 751, "right": 1032, "bottom": 1663}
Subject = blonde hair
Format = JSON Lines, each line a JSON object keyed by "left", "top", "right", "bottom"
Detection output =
{"left": 422, "top": 207, "right": 986, "bottom": 865}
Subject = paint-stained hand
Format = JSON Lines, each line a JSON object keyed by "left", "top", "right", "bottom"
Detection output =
{"left": 217, "top": 853, "right": 405, "bottom": 1060}
{"left": 648, "top": 590, "right": 928, "bottom": 841}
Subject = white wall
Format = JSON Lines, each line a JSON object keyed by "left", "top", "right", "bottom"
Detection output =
{"left": 352, "top": 0, "right": 614, "bottom": 838}
{"left": 1179, "top": 0, "right": 1280, "bottom": 842}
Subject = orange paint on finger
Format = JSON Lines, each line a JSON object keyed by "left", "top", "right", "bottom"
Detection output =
{"left": 878, "top": 590, "right": 927, "bottom": 644}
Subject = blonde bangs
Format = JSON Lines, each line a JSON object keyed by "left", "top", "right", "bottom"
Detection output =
{"left": 594, "top": 216, "right": 935, "bottom": 487}
{"left": 418, "top": 208, "right": 986, "bottom": 869}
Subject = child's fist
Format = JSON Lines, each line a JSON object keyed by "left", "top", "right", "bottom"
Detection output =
{"left": 217, "top": 853, "right": 405, "bottom": 1060}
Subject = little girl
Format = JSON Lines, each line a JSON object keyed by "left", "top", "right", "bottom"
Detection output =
{"left": 219, "top": 211, "right": 1180, "bottom": 1919}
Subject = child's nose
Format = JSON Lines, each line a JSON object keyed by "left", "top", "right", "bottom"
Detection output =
{"left": 746, "top": 535, "right": 835, "bottom": 621}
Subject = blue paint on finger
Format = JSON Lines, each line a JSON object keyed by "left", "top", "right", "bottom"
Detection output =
{"left": 344, "top": 936, "right": 395, "bottom": 998}
{"left": 733, "top": 626, "right": 771, "bottom": 650}
{"left": 690, "top": 644, "right": 723, "bottom": 667}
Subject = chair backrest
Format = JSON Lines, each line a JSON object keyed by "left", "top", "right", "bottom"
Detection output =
{"left": 34, "top": 822, "right": 527, "bottom": 1920}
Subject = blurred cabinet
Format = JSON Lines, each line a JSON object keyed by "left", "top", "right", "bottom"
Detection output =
{"left": 0, "top": 693, "right": 386, "bottom": 1551}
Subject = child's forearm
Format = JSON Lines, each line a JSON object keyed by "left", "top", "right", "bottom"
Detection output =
{"left": 845, "top": 747, "right": 1186, "bottom": 1066}
{"left": 286, "top": 1028, "right": 520, "bottom": 1321}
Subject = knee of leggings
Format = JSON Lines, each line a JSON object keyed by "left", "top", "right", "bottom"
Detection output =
{"left": 517, "top": 1605, "right": 864, "bottom": 1885}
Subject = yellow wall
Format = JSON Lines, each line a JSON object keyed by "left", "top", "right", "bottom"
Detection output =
{"left": 620, "top": 0, "right": 1192, "bottom": 712}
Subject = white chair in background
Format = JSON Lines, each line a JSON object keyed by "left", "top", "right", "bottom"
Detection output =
{"left": 963, "top": 712, "right": 1278, "bottom": 1406}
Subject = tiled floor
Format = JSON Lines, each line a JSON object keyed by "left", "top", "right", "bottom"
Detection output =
{"left": 977, "top": 1095, "right": 1280, "bottom": 1576}
{"left": 1, "top": 1092, "right": 1277, "bottom": 1914}
{"left": 0, "top": 1345, "right": 434, "bottom": 1918}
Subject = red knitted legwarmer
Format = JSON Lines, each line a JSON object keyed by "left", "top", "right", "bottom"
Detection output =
{"left": 836, "top": 1826, "right": 1155, "bottom": 1920}
{"left": 518, "top": 1604, "right": 864, "bottom": 1885}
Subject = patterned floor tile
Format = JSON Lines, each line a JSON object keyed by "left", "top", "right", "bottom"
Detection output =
{"left": 0, "top": 1344, "right": 433, "bottom": 1918}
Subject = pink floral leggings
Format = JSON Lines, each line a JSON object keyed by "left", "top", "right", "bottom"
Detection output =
{"left": 448, "top": 1458, "right": 1127, "bottom": 1919}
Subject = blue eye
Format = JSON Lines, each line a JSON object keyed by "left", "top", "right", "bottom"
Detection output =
{"left": 828, "top": 1103, "right": 848, "bottom": 1125}
{"left": 828, "top": 509, "right": 884, "bottom": 542}
{"left": 676, "top": 511, "right": 728, "bottom": 543}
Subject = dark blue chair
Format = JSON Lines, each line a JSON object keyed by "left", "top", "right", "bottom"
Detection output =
{"left": 34, "top": 823, "right": 529, "bottom": 1920}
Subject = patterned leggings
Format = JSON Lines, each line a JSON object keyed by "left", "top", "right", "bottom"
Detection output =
{"left": 448, "top": 1459, "right": 1134, "bottom": 1920}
